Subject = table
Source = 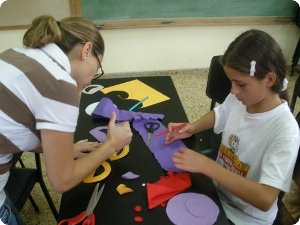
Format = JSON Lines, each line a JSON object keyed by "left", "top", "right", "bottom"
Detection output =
{"left": 58, "top": 76, "right": 229, "bottom": 225}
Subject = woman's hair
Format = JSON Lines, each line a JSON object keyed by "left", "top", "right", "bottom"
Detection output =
{"left": 23, "top": 15, "right": 104, "bottom": 56}
{"left": 221, "top": 29, "right": 288, "bottom": 101}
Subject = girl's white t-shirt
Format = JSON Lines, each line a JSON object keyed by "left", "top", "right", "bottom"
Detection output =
{"left": 213, "top": 94, "right": 300, "bottom": 225}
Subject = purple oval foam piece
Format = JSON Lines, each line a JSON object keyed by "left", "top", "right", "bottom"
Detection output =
{"left": 166, "top": 192, "right": 219, "bottom": 225}
{"left": 121, "top": 171, "right": 140, "bottom": 180}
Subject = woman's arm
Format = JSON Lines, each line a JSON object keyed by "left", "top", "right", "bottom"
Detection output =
{"left": 73, "top": 139, "right": 100, "bottom": 159}
{"left": 172, "top": 148, "right": 280, "bottom": 211}
{"left": 41, "top": 112, "right": 132, "bottom": 193}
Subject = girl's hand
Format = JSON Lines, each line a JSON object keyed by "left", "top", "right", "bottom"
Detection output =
{"left": 165, "top": 122, "right": 194, "bottom": 144}
{"left": 172, "top": 147, "right": 209, "bottom": 173}
{"left": 106, "top": 112, "right": 133, "bottom": 154}
{"left": 73, "top": 139, "right": 100, "bottom": 159}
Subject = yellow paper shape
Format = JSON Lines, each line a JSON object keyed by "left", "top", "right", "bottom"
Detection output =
{"left": 109, "top": 145, "right": 130, "bottom": 161}
{"left": 101, "top": 79, "right": 170, "bottom": 108}
{"left": 116, "top": 183, "right": 134, "bottom": 195}
{"left": 84, "top": 161, "right": 111, "bottom": 183}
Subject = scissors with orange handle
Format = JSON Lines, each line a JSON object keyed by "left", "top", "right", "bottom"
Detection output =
{"left": 57, "top": 183, "right": 105, "bottom": 225}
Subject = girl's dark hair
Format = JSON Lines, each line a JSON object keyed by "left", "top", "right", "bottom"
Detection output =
{"left": 23, "top": 15, "right": 104, "bottom": 56}
{"left": 221, "top": 29, "right": 288, "bottom": 101}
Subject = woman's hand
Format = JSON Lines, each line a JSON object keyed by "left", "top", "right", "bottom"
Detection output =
{"left": 165, "top": 122, "right": 195, "bottom": 144}
{"left": 106, "top": 112, "right": 133, "bottom": 154}
{"left": 73, "top": 139, "right": 100, "bottom": 159}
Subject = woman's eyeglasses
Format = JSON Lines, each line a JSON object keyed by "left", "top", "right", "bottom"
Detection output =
{"left": 92, "top": 48, "right": 104, "bottom": 80}
{"left": 81, "top": 41, "right": 104, "bottom": 80}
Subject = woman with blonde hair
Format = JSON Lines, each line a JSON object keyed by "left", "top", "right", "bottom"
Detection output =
{"left": 0, "top": 15, "right": 132, "bottom": 224}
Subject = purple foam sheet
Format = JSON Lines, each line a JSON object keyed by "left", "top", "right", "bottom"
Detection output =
{"left": 166, "top": 192, "right": 219, "bottom": 225}
{"left": 91, "top": 97, "right": 164, "bottom": 122}
{"left": 132, "top": 118, "right": 185, "bottom": 173}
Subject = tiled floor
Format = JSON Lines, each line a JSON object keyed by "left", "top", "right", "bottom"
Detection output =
{"left": 19, "top": 68, "right": 300, "bottom": 225}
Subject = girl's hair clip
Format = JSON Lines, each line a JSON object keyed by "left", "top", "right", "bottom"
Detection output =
{"left": 250, "top": 61, "right": 256, "bottom": 76}
{"left": 281, "top": 78, "right": 288, "bottom": 91}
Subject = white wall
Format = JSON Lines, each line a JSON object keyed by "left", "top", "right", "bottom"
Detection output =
{"left": 0, "top": 24, "right": 299, "bottom": 74}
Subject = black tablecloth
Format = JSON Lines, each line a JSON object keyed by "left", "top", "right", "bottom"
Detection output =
{"left": 59, "top": 76, "right": 229, "bottom": 225}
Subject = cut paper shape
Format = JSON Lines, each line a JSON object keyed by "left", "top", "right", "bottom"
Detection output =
{"left": 101, "top": 79, "right": 170, "bottom": 108}
{"left": 92, "top": 97, "right": 164, "bottom": 122}
{"left": 134, "top": 205, "right": 142, "bottom": 212}
{"left": 146, "top": 172, "right": 191, "bottom": 209}
{"left": 129, "top": 96, "right": 149, "bottom": 111}
{"left": 133, "top": 118, "right": 186, "bottom": 172}
{"left": 121, "top": 171, "right": 140, "bottom": 180}
{"left": 85, "top": 102, "right": 99, "bottom": 116}
{"left": 91, "top": 97, "right": 184, "bottom": 172}
{"left": 116, "top": 184, "right": 134, "bottom": 195}
{"left": 82, "top": 84, "right": 104, "bottom": 94}
{"left": 166, "top": 193, "right": 219, "bottom": 225}
{"left": 134, "top": 216, "right": 144, "bottom": 223}
{"left": 89, "top": 126, "right": 108, "bottom": 142}
{"left": 89, "top": 126, "right": 129, "bottom": 160}
{"left": 109, "top": 145, "right": 130, "bottom": 161}
{"left": 83, "top": 161, "right": 111, "bottom": 183}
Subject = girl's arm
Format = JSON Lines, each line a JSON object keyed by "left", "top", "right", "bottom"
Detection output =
{"left": 191, "top": 110, "right": 216, "bottom": 133}
{"left": 172, "top": 148, "right": 280, "bottom": 211}
{"left": 166, "top": 110, "right": 216, "bottom": 144}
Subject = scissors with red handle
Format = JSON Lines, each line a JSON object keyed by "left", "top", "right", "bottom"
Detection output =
{"left": 58, "top": 183, "right": 105, "bottom": 225}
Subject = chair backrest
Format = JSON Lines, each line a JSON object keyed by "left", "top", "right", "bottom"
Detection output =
{"left": 5, "top": 153, "right": 59, "bottom": 221}
{"left": 290, "top": 69, "right": 300, "bottom": 113}
{"left": 206, "top": 55, "right": 231, "bottom": 110}
{"left": 196, "top": 56, "right": 231, "bottom": 159}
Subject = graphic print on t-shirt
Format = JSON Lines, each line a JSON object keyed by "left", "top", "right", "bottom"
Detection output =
{"left": 218, "top": 134, "right": 250, "bottom": 177}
